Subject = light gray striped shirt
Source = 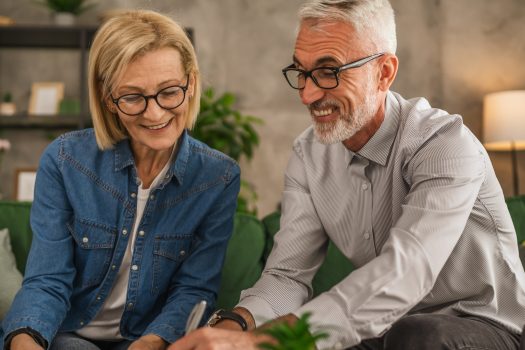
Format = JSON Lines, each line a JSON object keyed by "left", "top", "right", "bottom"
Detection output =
{"left": 238, "top": 91, "right": 525, "bottom": 349}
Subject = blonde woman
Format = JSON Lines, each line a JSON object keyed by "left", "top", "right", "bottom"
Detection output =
{"left": 1, "top": 10, "right": 240, "bottom": 350}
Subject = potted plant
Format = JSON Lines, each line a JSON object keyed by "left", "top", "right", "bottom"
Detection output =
{"left": 258, "top": 313, "right": 328, "bottom": 350}
{"left": 0, "top": 92, "right": 16, "bottom": 116}
{"left": 36, "top": 0, "right": 96, "bottom": 26}
{"left": 192, "top": 87, "right": 263, "bottom": 215}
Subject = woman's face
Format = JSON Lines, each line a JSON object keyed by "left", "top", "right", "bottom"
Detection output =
{"left": 109, "top": 47, "right": 193, "bottom": 154}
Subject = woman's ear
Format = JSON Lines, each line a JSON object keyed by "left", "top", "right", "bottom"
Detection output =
{"left": 188, "top": 73, "right": 196, "bottom": 99}
{"left": 105, "top": 96, "right": 118, "bottom": 113}
{"left": 378, "top": 54, "right": 399, "bottom": 92}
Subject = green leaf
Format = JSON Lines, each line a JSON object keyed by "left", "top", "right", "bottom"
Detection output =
{"left": 257, "top": 313, "right": 328, "bottom": 350}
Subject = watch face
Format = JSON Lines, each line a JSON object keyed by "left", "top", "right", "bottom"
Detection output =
{"left": 206, "top": 310, "right": 223, "bottom": 327}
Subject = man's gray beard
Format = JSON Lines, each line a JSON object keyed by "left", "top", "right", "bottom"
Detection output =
{"left": 313, "top": 91, "right": 377, "bottom": 145}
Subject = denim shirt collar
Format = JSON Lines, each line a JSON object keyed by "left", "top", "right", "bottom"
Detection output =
{"left": 113, "top": 129, "right": 191, "bottom": 185}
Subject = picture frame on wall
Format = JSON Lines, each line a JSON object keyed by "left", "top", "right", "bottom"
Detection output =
{"left": 14, "top": 168, "right": 37, "bottom": 201}
{"left": 28, "top": 82, "right": 64, "bottom": 116}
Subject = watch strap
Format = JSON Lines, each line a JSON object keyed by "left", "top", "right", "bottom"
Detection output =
{"left": 207, "top": 309, "right": 248, "bottom": 331}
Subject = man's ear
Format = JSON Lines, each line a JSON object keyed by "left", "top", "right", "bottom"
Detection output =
{"left": 378, "top": 54, "right": 398, "bottom": 92}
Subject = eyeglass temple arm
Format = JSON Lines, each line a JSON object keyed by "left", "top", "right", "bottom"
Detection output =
{"left": 339, "top": 53, "right": 385, "bottom": 71}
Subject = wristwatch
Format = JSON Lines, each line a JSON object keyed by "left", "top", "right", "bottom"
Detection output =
{"left": 206, "top": 309, "right": 248, "bottom": 331}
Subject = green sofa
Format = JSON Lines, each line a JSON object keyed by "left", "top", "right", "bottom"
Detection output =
{"left": 1, "top": 196, "right": 525, "bottom": 312}
{"left": 0, "top": 201, "right": 354, "bottom": 312}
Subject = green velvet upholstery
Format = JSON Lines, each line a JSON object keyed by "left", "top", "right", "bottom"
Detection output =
{"left": 0, "top": 201, "right": 32, "bottom": 274}
{"left": 216, "top": 213, "right": 266, "bottom": 309}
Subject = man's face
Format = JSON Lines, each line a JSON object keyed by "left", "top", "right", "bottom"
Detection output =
{"left": 293, "top": 20, "right": 380, "bottom": 144}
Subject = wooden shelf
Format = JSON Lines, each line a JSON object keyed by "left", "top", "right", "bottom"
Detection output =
{"left": 0, "top": 113, "right": 91, "bottom": 129}
{"left": 0, "top": 25, "right": 97, "bottom": 49}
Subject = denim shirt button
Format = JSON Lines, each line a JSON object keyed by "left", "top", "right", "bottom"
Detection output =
{"left": 79, "top": 321, "right": 84, "bottom": 326}
{"left": 131, "top": 265, "right": 138, "bottom": 271}
{"left": 122, "top": 229, "right": 128, "bottom": 236}
{"left": 82, "top": 236, "right": 89, "bottom": 243}
{"left": 180, "top": 250, "right": 186, "bottom": 256}
{"left": 111, "top": 265, "right": 117, "bottom": 270}
{"left": 96, "top": 295, "right": 102, "bottom": 301}
{"left": 127, "top": 302, "right": 134, "bottom": 309}
{"left": 150, "top": 194, "right": 155, "bottom": 200}
{"left": 139, "top": 230, "right": 145, "bottom": 236}
{"left": 130, "top": 192, "right": 137, "bottom": 198}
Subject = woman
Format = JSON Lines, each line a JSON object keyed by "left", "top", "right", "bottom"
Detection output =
{"left": 1, "top": 10, "right": 240, "bottom": 350}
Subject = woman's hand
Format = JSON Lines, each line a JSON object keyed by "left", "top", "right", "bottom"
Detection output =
{"left": 128, "top": 334, "right": 167, "bottom": 350}
{"left": 10, "top": 333, "right": 44, "bottom": 350}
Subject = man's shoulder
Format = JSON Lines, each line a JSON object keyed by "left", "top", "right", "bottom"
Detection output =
{"left": 392, "top": 92, "right": 468, "bottom": 147}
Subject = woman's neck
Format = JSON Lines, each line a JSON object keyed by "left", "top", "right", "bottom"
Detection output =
{"left": 132, "top": 143, "right": 174, "bottom": 189}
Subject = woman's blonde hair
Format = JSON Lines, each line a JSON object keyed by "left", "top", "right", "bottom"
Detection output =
{"left": 88, "top": 10, "right": 201, "bottom": 150}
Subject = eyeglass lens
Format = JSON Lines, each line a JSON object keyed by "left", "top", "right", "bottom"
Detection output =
{"left": 116, "top": 85, "right": 186, "bottom": 116}
{"left": 284, "top": 68, "right": 338, "bottom": 89}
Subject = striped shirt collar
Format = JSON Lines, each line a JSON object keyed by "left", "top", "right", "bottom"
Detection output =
{"left": 353, "top": 91, "right": 400, "bottom": 166}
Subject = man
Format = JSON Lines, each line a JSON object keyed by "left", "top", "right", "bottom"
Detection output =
{"left": 171, "top": 0, "right": 525, "bottom": 349}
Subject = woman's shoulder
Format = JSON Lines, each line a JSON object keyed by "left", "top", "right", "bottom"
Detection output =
{"left": 42, "top": 128, "right": 103, "bottom": 162}
{"left": 186, "top": 134, "right": 238, "bottom": 166}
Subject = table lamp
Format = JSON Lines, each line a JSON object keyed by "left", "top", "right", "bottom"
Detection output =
{"left": 483, "top": 90, "right": 525, "bottom": 196}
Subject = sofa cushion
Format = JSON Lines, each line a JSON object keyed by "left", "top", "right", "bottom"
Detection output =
{"left": 0, "top": 228, "right": 23, "bottom": 320}
{"left": 216, "top": 213, "right": 266, "bottom": 309}
{"left": 0, "top": 201, "right": 32, "bottom": 274}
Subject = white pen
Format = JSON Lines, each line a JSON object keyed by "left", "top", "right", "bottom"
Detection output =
{"left": 185, "top": 300, "right": 207, "bottom": 334}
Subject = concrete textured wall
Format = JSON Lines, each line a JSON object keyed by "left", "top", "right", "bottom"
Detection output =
{"left": 1, "top": 0, "right": 524, "bottom": 217}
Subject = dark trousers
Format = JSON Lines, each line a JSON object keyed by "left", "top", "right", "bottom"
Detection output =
{"left": 49, "top": 332, "right": 133, "bottom": 350}
{"left": 349, "top": 314, "right": 521, "bottom": 350}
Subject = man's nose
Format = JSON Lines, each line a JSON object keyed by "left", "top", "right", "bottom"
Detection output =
{"left": 300, "top": 77, "right": 324, "bottom": 106}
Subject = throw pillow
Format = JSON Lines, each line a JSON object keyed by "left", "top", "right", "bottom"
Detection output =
{"left": 0, "top": 228, "right": 23, "bottom": 320}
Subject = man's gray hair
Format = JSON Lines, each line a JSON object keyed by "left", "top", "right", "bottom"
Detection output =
{"left": 299, "top": 0, "right": 397, "bottom": 54}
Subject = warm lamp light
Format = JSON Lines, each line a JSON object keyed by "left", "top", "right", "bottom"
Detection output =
{"left": 483, "top": 90, "right": 525, "bottom": 195}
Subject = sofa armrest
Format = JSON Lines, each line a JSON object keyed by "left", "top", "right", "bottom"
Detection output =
{"left": 0, "top": 201, "right": 32, "bottom": 274}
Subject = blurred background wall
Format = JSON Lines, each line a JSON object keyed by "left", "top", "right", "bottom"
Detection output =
{"left": 0, "top": 0, "right": 524, "bottom": 217}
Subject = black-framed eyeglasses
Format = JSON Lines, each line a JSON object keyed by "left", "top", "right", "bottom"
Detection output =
{"left": 282, "top": 53, "right": 384, "bottom": 90}
{"left": 111, "top": 75, "right": 189, "bottom": 116}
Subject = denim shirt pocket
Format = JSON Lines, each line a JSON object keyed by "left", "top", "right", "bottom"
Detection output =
{"left": 67, "top": 219, "right": 117, "bottom": 288}
{"left": 152, "top": 234, "right": 193, "bottom": 293}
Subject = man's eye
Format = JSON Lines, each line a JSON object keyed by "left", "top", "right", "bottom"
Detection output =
{"left": 315, "top": 69, "right": 336, "bottom": 79}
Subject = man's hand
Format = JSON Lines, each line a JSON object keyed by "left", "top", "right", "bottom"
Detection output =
{"left": 167, "top": 327, "right": 264, "bottom": 350}
{"left": 10, "top": 333, "right": 44, "bottom": 350}
{"left": 128, "top": 334, "right": 167, "bottom": 350}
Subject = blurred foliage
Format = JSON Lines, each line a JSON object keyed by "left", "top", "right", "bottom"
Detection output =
{"left": 36, "top": 0, "right": 96, "bottom": 15}
{"left": 192, "top": 88, "right": 263, "bottom": 215}
{"left": 258, "top": 313, "right": 328, "bottom": 350}
{"left": 2, "top": 92, "right": 12, "bottom": 103}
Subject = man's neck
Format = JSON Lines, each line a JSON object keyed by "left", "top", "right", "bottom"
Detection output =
{"left": 342, "top": 104, "right": 386, "bottom": 152}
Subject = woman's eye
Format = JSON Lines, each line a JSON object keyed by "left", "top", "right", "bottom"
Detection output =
{"left": 121, "top": 95, "right": 143, "bottom": 104}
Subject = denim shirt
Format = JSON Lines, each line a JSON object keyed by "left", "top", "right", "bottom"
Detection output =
{"left": 1, "top": 129, "right": 240, "bottom": 347}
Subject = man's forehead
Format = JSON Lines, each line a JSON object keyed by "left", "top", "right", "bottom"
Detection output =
{"left": 294, "top": 19, "right": 360, "bottom": 65}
